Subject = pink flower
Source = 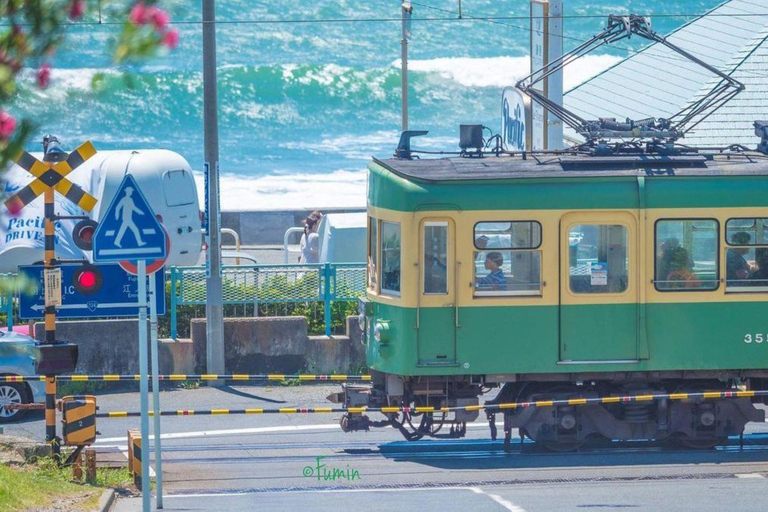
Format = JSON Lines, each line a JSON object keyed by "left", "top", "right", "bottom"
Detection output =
{"left": 69, "top": 0, "right": 85, "bottom": 19}
{"left": 0, "top": 110, "right": 17, "bottom": 140}
{"left": 162, "top": 29, "right": 179, "bottom": 49}
{"left": 129, "top": 2, "right": 149, "bottom": 26}
{"left": 36, "top": 63, "right": 51, "bottom": 89}
{"left": 149, "top": 7, "right": 170, "bottom": 30}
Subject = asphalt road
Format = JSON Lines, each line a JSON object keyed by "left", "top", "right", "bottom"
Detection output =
{"left": 6, "top": 384, "right": 768, "bottom": 511}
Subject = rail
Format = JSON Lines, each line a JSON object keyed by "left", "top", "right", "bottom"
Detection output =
{"left": 170, "top": 262, "right": 366, "bottom": 338}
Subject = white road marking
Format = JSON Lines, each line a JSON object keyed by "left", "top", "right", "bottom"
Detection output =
{"left": 94, "top": 420, "right": 504, "bottom": 445}
{"left": 470, "top": 487, "right": 528, "bottom": 512}
{"left": 735, "top": 473, "right": 766, "bottom": 479}
{"left": 163, "top": 486, "right": 518, "bottom": 499}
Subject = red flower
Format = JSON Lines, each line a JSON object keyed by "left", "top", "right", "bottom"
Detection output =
{"left": 69, "top": 0, "right": 85, "bottom": 20}
{"left": 0, "top": 110, "right": 17, "bottom": 140}
{"left": 129, "top": 2, "right": 149, "bottom": 25}
{"left": 36, "top": 63, "right": 51, "bottom": 89}
{"left": 149, "top": 7, "right": 170, "bottom": 30}
{"left": 162, "top": 29, "right": 179, "bottom": 49}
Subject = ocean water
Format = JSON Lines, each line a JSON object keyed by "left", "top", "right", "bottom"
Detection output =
{"left": 10, "top": 0, "right": 720, "bottom": 209}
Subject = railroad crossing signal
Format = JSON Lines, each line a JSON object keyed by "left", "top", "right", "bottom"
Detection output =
{"left": 3, "top": 141, "right": 98, "bottom": 214}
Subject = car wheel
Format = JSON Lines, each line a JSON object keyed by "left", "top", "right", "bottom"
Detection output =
{"left": 0, "top": 383, "right": 29, "bottom": 423}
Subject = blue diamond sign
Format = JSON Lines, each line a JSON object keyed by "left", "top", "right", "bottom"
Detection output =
{"left": 93, "top": 175, "right": 167, "bottom": 262}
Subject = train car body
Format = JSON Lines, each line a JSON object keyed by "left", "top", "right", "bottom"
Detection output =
{"left": 344, "top": 151, "right": 768, "bottom": 448}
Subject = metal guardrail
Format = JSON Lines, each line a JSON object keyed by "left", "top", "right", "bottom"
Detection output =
{"left": 169, "top": 262, "right": 366, "bottom": 338}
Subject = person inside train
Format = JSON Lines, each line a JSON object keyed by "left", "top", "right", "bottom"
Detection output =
{"left": 749, "top": 248, "right": 768, "bottom": 287}
{"left": 726, "top": 231, "right": 752, "bottom": 286}
{"left": 657, "top": 237, "right": 681, "bottom": 283}
{"left": 477, "top": 251, "right": 507, "bottom": 291}
{"left": 665, "top": 246, "right": 701, "bottom": 289}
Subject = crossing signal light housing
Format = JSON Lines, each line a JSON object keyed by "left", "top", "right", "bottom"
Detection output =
{"left": 35, "top": 343, "right": 79, "bottom": 375}
{"left": 72, "top": 219, "right": 98, "bottom": 251}
{"left": 72, "top": 264, "right": 103, "bottom": 295}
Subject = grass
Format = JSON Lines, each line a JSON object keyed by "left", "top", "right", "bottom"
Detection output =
{"left": 0, "top": 448, "right": 133, "bottom": 512}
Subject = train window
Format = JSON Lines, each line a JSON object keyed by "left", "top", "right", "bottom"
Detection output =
{"left": 473, "top": 250, "right": 541, "bottom": 296}
{"left": 162, "top": 170, "right": 196, "bottom": 207}
{"left": 424, "top": 222, "right": 448, "bottom": 294}
{"left": 569, "top": 224, "right": 628, "bottom": 294}
{"left": 380, "top": 221, "right": 401, "bottom": 295}
{"left": 725, "top": 218, "right": 768, "bottom": 292}
{"left": 367, "top": 217, "right": 378, "bottom": 291}
{"left": 474, "top": 221, "right": 541, "bottom": 250}
{"left": 654, "top": 219, "right": 719, "bottom": 291}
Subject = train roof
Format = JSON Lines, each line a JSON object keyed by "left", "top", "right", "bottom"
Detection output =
{"left": 373, "top": 152, "right": 768, "bottom": 182}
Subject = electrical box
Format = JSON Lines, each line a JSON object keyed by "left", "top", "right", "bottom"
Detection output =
{"left": 60, "top": 395, "right": 97, "bottom": 446}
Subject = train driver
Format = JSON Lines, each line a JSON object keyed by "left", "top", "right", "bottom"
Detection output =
{"left": 726, "top": 231, "right": 752, "bottom": 286}
{"left": 477, "top": 251, "right": 507, "bottom": 291}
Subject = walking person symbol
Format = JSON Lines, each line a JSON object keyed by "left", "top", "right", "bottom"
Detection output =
{"left": 114, "top": 186, "right": 146, "bottom": 248}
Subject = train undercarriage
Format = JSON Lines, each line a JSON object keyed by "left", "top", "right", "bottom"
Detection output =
{"left": 331, "top": 373, "right": 767, "bottom": 451}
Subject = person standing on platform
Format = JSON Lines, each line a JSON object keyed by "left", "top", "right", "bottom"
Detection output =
{"left": 299, "top": 211, "right": 324, "bottom": 263}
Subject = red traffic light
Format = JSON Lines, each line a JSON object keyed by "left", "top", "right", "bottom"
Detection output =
{"left": 72, "top": 265, "right": 103, "bottom": 295}
{"left": 73, "top": 219, "right": 98, "bottom": 251}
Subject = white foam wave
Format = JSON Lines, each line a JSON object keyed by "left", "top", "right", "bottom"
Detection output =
{"left": 396, "top": 54, "right": 622, "bottom": 89}
{"left": 193, "top": 169, "right": 367, "bottom": 211}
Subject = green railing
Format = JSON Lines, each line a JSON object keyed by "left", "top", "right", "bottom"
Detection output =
{"left": 0, "top": 273, "right": 13, "bottom": 331}
{"left": 169, "top": 263, "right": 366, "bottom": 338}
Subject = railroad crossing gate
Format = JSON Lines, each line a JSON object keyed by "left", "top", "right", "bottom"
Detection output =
{"left": 3, "top": 142, "right": 98, "bottom": 214}
{"left": 92, "top": 174, "right": 167, "bottom": 263}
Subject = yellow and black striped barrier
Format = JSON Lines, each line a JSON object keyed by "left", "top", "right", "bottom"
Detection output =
{"left": 127, "top": 429, "right": 142, "bottom": 489}
{"left": 0, "top": 374, "right": 372, "bottom": 383}
{"left": 96, "top": 389, "right": 768, "bottom": 419}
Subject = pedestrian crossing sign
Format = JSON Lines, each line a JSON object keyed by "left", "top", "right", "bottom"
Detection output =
{"left": 92, "top": 175, "right": 167, "bottom": 262}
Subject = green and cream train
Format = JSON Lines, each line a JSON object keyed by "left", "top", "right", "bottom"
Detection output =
{"left": 338, "top": 150, "right": 768, "bottom": 449}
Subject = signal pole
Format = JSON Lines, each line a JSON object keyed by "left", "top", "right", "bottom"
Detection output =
{"left": 42, "top": 135, "right": 67, "bottom": 460}
{"left": 203, "top": 0, "right": 225, "bottom": 383}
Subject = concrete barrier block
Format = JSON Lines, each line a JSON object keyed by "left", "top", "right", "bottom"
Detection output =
{"left": 190, "top": 316, "right": 308, "bottom": 374}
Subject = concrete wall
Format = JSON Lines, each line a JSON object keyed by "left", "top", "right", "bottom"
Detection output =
{"left": 190, "top": 316, "right": 308, "bottom": 374}
{"left": 34, "top": 315, "right": 365, "bottom": 376}
{"left": 33, "top": 320, "right": 195, "bottom": 375}
{"left": 222, "top": 207, "right": 365, "bottom": 246}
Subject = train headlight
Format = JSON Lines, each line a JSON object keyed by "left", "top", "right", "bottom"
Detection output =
{"left": 374, "top": 321, "right": 391, "bottom": 345}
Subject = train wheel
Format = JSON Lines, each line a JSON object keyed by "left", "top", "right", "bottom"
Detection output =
{"left": 676, "top": 434, "right": 726, "bottom": 450}
{"left": 542, "top": 438, "right": 585, "bottom": 452}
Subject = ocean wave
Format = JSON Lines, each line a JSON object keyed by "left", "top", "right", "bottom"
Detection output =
{"left": 398, "top": 55, "right": 623, "bottom": 89}
{"left": 193, "top": 169, "right": 367, "bottom": 210}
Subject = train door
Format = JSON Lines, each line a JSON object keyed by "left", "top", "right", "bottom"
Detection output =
{"left": 417, "top": 219, "right": 458, "bottom": 365}
{"left": 559, "top": 212, "right": 638, "bottom": 362}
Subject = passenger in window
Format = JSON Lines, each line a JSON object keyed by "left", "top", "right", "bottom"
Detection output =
{"left": 727, "top": 232, "right": 752, "bottom": 286}
{"left": 749, "top": 248, "right": 768, "bottom": 287}
{"left": 665, "top": 246, "right": 700, "bottom": 289}
{"left": 477, "top": 252, "right": 507, "bottom": 291}
{"left": 475, "top": 235, "right": 490, "bottom": 249}
{"left": 657, "top": 238, "right": 680, "bottom": 282}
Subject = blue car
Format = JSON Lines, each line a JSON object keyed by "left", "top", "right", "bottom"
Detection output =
{"left": 0, "top": 330, "right": 44, "bottom": 423}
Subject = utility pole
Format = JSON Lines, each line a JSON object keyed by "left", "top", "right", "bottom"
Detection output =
{"left": 203, "top": 0, "right": 225, "bottom": 383}
{"left": 401, "top": 1, "right": 412, "bottom": 132}
{"left": 547, "top": 0, "right": 564, "bottom": 149}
